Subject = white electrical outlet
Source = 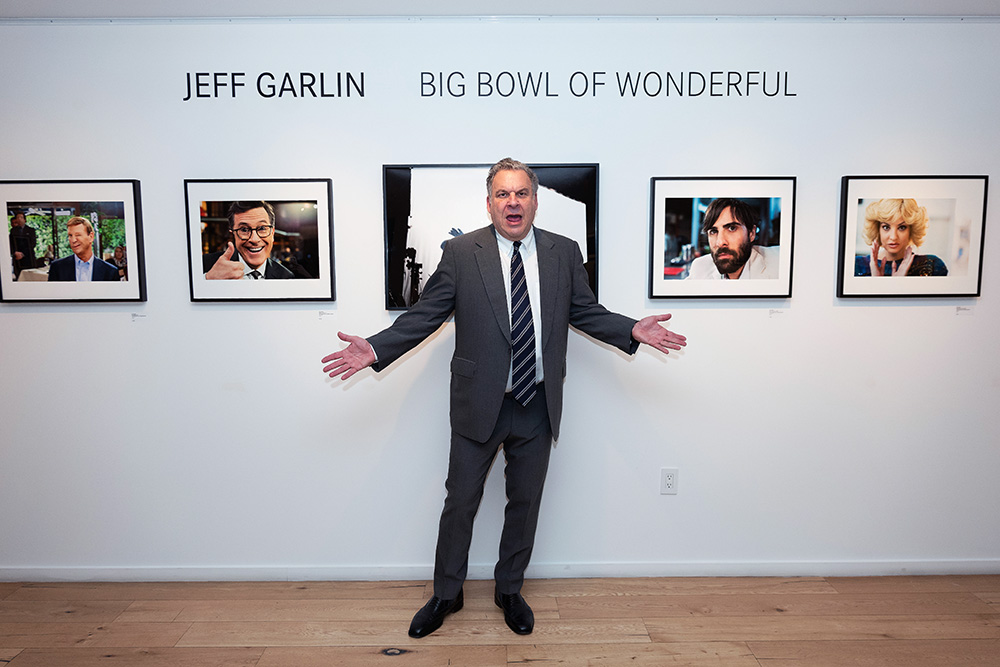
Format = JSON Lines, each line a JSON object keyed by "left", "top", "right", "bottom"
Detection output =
{"left": 660, "top": 468, "right": 678, "bottom": 495}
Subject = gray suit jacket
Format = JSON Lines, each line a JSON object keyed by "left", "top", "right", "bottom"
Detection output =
{"left": 368, "top": 225, "right": 638, "bottom": 443}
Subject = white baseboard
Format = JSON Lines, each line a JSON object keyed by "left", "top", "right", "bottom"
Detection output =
{"left": 2, "top": 559, "right": 999, "bottom": 582}
{"left": 522, "top": 559, "right": 1000, "bottom": 579}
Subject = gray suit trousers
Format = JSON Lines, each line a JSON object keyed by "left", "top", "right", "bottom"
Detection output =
{"left": 434, "top": 383, "right": 551, "bottom": 598}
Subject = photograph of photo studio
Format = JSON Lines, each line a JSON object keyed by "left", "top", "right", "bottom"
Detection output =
{"left": 383, "top": 164, "right": 598, "bottom": 310}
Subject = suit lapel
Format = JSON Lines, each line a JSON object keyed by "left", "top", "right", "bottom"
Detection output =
{"left": 473, "top": 227, "right": 512, "bottom": 344}
{"left": 535, "top": 228, "right": 559, "bottom": 349}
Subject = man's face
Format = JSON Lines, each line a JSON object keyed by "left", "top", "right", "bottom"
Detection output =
{"left": 231, "top": 207, "right": 274, "bottom": 269}
{"left": 707, "top": 207, "right": 755, "bottom": 277}
{"left": 67, "top": 224, "right": 95, "bottom": 260}
{"left": 487, "top": 169, "right": 537, "bottom": 242}
{"left": 11, "top": 214, "right": 25, "bottom": 228}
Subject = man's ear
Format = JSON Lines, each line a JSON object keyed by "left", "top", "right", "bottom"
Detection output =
{"left": 748, "top": 225, "right": 757, "bottom": 243}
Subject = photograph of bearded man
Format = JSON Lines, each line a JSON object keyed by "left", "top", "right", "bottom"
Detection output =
{"left": 686, "top": 198, "right": 780, "bottom": 280}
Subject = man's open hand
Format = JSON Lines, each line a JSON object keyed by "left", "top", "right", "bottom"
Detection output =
{"left": 631, "top": 314, "right": 687, "bottom": 355}
{"left": 322, "top": 331, "right": 376, "bottom": 380}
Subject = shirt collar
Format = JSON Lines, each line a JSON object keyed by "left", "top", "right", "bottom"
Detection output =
{"left": 235, "top": 252, "right": 266, "bottom": 278}
{"left": 494, "top": 226, "right": 536, "bottom": 256}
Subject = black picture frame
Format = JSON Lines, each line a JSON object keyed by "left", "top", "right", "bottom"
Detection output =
{"left": 383, "top": 163, "right": 599, "bottom": 310}
{"left": 1, "top": 179, "right": 146, "bottom": 302}
{"left": 837, "top": 175, "right": 988, "bottom": 298}
{"left": 184, "top": 178, "right": 335, "bottom": 302}
{"left": 648, "top": 176, "right": 795, "bottom": 298}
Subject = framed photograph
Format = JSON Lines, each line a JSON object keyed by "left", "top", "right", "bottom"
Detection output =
{"left": 1, "top": 180, "right": 145, "bottom": 302}
{"left": 648, "top": 177, "right": 795, "bottom": 298}
{"left": 384, "top": 163, "right": 598, "bottom": 309}
{"left": 837, "top": 175, "right": 988, "bottom": 298}
{"left": 184, "top": 178, "right": 334, "bottom": 302}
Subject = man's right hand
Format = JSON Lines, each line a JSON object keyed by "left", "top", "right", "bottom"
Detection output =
{"left": 322, "top": 332, "right": 376, "bottom": 380}
{"left": 205, "top": 242, "right": 244, "bottom": 280}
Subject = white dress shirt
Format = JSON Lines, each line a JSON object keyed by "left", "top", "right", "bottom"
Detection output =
{"left": 74, "top": 254, "right": 95, "bottom": 281}
{"left": 496, "top": 228, "right": 545, "bottom": 389}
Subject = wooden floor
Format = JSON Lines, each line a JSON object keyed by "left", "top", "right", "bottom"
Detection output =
{"left": 1, "top": 575, "right": 999, "bottom": 666}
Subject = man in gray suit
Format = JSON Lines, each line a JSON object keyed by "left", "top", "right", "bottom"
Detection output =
{"left": 322, "top": 158, "right": 686, "bottom": 637}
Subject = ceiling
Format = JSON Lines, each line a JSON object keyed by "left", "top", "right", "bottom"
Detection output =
{"left": 3, "top": 0, "right": 1000, "bottom": 19}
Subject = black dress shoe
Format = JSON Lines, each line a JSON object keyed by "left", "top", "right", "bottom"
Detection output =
{"left": 408, "top": 589, "right": 464, "bottom": 638}
{"left": 494, "top": 586, "right": 534, "bottom": 635}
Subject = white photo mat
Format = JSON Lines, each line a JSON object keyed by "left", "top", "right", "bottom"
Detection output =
{"left": 648, "top": 176, "right": 795, "bottom": 298}
{"left": 184, "top": 179, "right": 334, "bottom": 302}
{"left": 838, "top": 176, "right": 987, "bottom": 297}
{"left": 1, "top": 180, "right": 144, "bottom": 302}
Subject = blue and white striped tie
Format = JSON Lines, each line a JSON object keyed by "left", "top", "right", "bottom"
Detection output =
{"left": 510, "top": 241, "right": 536, "bottom": 406}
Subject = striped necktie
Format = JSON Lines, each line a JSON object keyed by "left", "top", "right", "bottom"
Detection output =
{"left": 510, "top": 241, "right": 536, "bottom": 406}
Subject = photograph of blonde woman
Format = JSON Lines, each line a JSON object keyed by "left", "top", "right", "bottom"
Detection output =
{"left": 854, "top": 198, "right": 948, "bottom": 277}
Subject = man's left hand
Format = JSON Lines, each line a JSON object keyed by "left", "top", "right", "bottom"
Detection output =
{"left": 632, "top": 314, "right": 687, "bottom": 355}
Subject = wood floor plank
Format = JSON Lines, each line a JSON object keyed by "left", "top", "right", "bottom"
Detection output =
{"left": 507, "top": 641, "right": 760, "bottom": 666}
{"left": 975, "top": 591, "right": 1000, "bottom": 605}
{"left": 176, "top": 618, "right": 650, "bottom": 647}
{"left": 0, "top": 622, "right": 101, "bottom": 649}
{"left": 0, "top": 648, "right": 23, "bottom": 662}
{"left": 0, "top": 622, "right": 191, "bottom": 649}
{"left": 256, "top": 645, "right": 507, "bottom": 666}
{"left": 116, "top": 601, "right": 184, "bottom": 623}
{"left": 645, "top": 614, "right": 1000, "bottom": 643}
{"left": 162, "top": 595, "right": 558, "bottom": 622}
{"left": 944, "top": 575, "right": 1000, "bottom": 592}
{"left": 827, "top": 575, "right": 1000, "bottom": 594}
{"left": 0, "top": 600, "right": 132, "bottom": 623}
{"left": 524, "top": 576, "right": 836, "bottom": 597}
{"left": 747, "top": 639, "right": 1000, "bottom": 666}
{"left": 4, "top": 647, "right": 263, "bottom": 667}
{"left": 556, "top": 592, "right": 995, "bottom": 618}
{"left": 962, "top": 576, "right": 1000, "bottom": 592}
{"left": 7, "top": 581, "right": 427, "bottom": 602}
{"left": 0, "top": 584, "right": 22, "bottom": 601}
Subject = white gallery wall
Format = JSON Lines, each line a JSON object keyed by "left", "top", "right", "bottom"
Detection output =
{"left": 1, "top": 12, "right": 999, "bottom": 581}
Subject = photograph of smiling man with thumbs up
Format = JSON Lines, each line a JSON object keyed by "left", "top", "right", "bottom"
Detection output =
{"left": 202, "top": 201, "right": 295, "bottom": 280}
